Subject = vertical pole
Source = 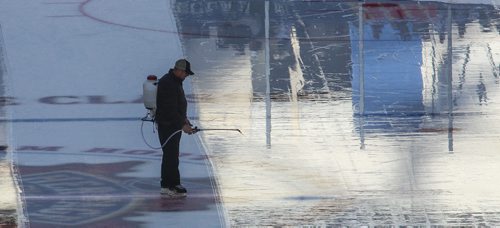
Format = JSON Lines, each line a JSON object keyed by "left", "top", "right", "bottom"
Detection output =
{"left": 358, "top": 2, "right": 366, "bottom": 149}
{"left": 358, "top": 2, "right": 365, "bottom": 116}
{"left": 265, "top": 0, "right": 271, "bottom": 148}
{"left": 447, "top": 3, "right": 454, "bottom": 152}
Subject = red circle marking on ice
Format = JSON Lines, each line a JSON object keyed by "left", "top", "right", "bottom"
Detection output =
{"left": 78, "top": 0, "right": 172, "bottom": 33}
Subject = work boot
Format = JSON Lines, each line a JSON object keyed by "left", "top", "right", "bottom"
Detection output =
{"left": 160, "top": 185, "right": 187, "bottom": 198}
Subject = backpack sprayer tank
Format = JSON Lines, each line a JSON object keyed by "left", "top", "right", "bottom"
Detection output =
{"left": 142, "top": 75, "right": 158, "bottom": 121}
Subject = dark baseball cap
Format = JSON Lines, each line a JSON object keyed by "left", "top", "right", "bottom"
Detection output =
{"left": 174, "top": 59, "right": 194, "bottom": 75}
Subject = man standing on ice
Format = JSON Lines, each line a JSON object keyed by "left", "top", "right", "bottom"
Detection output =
{"left": 155, "top": 59, "right": 195, "bottom": 197}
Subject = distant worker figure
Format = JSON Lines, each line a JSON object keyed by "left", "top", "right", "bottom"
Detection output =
{"left": 155, "top": 59, "right": 195, "bottom": 197}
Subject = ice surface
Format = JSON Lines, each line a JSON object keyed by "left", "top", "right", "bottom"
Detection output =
{"left": 0, "top": 0, "right": 499, "bottom": 227}
{"left": 176, "top": 1, "right": 500, "bottom": 226}
{"left": 0, "top": 1, "right": 223, "bottom": 227}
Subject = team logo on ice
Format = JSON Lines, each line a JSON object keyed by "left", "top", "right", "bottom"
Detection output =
{"left": 19, "top": 162, "right": 141, "bottom": 226}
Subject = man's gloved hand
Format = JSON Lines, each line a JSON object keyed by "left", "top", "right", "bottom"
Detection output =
{"left": 182, "top": 124, "right": 195, "bottom": 135}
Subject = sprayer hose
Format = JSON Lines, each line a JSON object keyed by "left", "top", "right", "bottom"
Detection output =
{"left": 141, "top": 121, "right": 183, "bottom": 150}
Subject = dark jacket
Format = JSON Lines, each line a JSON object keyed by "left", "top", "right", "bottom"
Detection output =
{"left": 155, "top": 69, "right": 187, "bottom": 129}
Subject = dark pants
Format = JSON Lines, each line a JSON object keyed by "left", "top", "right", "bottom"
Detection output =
{"left": 157, "top": 123, "right": 182, "bottom": 188}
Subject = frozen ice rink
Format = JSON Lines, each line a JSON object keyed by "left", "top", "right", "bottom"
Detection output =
{"left": 1, "top": 0, "right": 500, "bottom": 227}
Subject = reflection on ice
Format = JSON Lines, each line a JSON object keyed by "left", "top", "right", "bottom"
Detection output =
{"left": 175, "top": 0, "right": 500, "bottom": 226}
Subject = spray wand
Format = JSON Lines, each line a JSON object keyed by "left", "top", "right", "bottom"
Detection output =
{"left": 193, "top": 127, "right": 242, "bottom": 134}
